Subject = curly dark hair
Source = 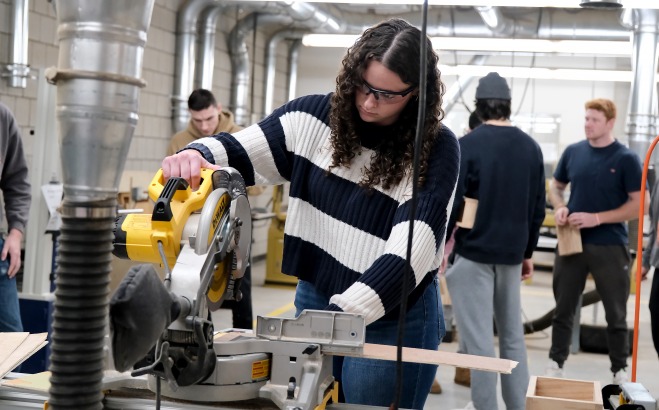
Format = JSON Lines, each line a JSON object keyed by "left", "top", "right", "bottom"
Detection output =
{"left": 328, "top": 18, "right": 445, "bottom": 190}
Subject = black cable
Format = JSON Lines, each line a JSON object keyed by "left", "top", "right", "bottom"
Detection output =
{"left": 392, "top": 1, "right": 429, "bottom": 408}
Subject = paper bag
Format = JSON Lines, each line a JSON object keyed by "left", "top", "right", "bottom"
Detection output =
{"left": 557, "top": 225, "right": 583, "bottom": 256}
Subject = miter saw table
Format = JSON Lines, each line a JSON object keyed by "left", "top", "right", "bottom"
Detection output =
{"left": 0, "top": 309, "right": 403, "bottom": 410}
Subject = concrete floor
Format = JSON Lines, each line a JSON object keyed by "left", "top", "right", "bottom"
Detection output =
{"left": 211, "top": 259, "right": 659, "bottom": 410}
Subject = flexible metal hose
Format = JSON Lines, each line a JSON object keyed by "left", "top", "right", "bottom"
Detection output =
{"left": 48, "top": 200, "right": 115, "bottom": 409}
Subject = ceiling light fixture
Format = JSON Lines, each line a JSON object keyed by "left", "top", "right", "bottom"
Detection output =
{"left": 439, "top": 64, "right": 634, "bottom": 82}
{"left": 302, "top": 34, "right": 631, "bottom": 56}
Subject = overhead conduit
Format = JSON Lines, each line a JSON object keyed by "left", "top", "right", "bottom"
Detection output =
{"left": 225, "top": 6, "right": 632, "bottom": 124}
{"left": 5, "top": 0, "right": 30, "bottom": 88}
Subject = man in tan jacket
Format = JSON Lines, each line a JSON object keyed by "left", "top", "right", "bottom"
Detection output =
{"left": 168, "top": 89, "right": 254, "bottom": 329}
{"left": 168, "top": 88, "right": 243, "bottom": 155}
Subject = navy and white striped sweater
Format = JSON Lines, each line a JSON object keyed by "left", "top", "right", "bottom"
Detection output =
{"left": 188, "top": 93, "right": 460, "bottom": 325}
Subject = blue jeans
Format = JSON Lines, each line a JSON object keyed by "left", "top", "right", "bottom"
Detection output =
{"left": 0, "top": 238, "right": 23, "bottom": 332}
{"left": 294, "top": 279, "right": 443, "bottom": 410}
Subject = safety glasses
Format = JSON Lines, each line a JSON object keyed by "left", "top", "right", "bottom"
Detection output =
{"left": 356, "top": 80, "right": 416, "bottom": 105}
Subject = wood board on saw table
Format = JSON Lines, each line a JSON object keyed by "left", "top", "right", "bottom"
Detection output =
{"left": 216, "top": 332, "right": 517, "bottom": 374}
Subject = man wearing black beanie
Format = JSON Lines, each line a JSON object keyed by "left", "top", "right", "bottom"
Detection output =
{"left": 446, "top": 72, "right": 546, "bottom": 410}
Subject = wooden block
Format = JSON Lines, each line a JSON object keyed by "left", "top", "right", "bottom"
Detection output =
{"left": 456, "top": 197, "right": 478, "bottom": 229}
{"left": 526, "top": 376, "right": 603, "bottom": 410}
{"left": 557, "top": 225, "right": 583, "bottom": 256}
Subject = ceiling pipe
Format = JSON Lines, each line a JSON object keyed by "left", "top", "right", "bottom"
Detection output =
{"left": 443, "top": 54, "right": 489, "bottom": 115}
{"left": 229, "top": 4, "right": 346, "bottom": 126}
{"left": 474, "top": 6, "right": 515, "bottom": 36}
{"left": 196, "top": 1, "right": 283, "bottom": 91}
{"left": 173, "top": 0, "right": 220, "bottom": 133}
{"left": 288, "top": 39, "right": 302, "bottom": 101}
{"left": 6, "top": 0, "right": 30, "bottom": 88}
{"left": 196, "top": 5, "right": 224, "bottom": 90}
{"left": 624, "top": 9, "right": 659, "bottom": 163}
{"left": 201, "top": 5, "right": 628, "bottom": 130}
{"left": 264, "top": 29, "right": 308, "bottom": 116}
{"left": 173, "top": 0, "right": 281, "bottom": 133}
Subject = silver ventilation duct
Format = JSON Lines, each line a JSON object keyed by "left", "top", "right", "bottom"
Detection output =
{"left": 264, "top": 29, "right": 307, "bottom": 116}
{"left": 172, "top": 0, "right": 219, "bottom": 134}
{"left": 197, "top": 5, "right": 224, "bottom": 90}
{"left": 172, "top": 1, "right": 282, "bottom": 133}
{"left": 47, "top": 1, "right": 154, "bottom": 409}
{"left": 193, "top": 5, "right": 630, "bottom": 128}
{"left": 6, "top": 0, "right": 30, "bottom": 88}
{"left": 624, "top": 9, "right": 659, "bottom": 162}
{"left": 443, "top": 55, "right": 489, "bottom": 114}
{"left": 288, "top": 39, "right": 303, "bottom": 101}
{"left": 474, "top": 6, "right": 515, "bottom": 36}
{"left": 229, "top": 4, "right": 346, "bottom": 125}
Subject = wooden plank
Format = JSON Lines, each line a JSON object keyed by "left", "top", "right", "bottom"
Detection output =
{"left": 0, "top": 333, "right": 48, "bottom": 379}
{"left": 216, "top": 332, "right": 517, "bottom": 374}
{"left": 1, "top": 371, "right": 51, "bottom": 392}
{"left": 0, "top": 333, "right": 29, "bottom": 365}
{"left": 343, "top": 343, "right": 517, "bottom": 374}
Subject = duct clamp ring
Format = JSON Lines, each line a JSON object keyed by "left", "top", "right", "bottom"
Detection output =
{"left": 59, "top": 204, "right": 118, "bottom": 219}
{"left": 44, "top": 66, "right": 147, "bottom": 88}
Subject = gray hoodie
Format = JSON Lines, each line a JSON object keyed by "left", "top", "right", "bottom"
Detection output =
{"left": 0, "top": 102, "right": 31, "bottom": 234}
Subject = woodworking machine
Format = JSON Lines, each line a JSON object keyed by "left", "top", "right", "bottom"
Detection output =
{"left": 108, "top": 167, "right": 367, "bottom": 410}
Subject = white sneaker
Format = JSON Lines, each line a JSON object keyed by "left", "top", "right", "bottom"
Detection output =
{"left": 612, "top": 368, "right": 628, "bottom": 385}
{"left": 544, "top": 360, "right": 565, "bottom": 378}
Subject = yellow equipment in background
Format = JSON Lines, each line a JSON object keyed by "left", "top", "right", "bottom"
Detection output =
{"left": 265, "top": 184, "right": 297, "bottom": 285}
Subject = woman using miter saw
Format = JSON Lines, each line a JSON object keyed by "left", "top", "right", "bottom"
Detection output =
{"left": 162, "top": 18, "right": 459, "bottom": 410}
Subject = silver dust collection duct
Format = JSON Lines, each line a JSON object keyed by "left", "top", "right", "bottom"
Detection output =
{"left": 46, "top": 0, "right": 154, "bottom": 409}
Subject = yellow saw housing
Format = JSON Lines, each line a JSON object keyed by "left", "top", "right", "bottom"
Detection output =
{"left": 113, "top": 168, "right": 216, "bottom": 267}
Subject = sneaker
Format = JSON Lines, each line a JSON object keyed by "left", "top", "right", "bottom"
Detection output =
{"left": 612, "top": 368, "right": 628, "bottom": 384}
{"left": 544, "top": 360, "right": 565, "bottom": 378}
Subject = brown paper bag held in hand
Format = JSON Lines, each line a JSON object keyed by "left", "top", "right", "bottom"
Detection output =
{"left": 557, "top": 224, "right": 583, "bottom": 256}
{"left": 456, "top": 197, "right": 478, "bottom": 229}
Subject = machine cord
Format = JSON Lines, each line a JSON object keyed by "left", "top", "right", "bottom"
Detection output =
{"left": 392, "top": 1, "right": 430, "bottom": 408}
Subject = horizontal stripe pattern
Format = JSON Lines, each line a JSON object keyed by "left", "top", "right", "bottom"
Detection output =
{"left": 185, "top": 93, "right": 460, "bottom": 324}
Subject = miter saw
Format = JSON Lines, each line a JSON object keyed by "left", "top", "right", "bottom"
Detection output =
{"left": 109, "top": 167, "right": 366, "bottom": 410}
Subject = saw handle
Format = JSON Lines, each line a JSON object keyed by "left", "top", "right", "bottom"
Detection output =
{"left": 152, "top": 177, "right": 189, "bottom": 222}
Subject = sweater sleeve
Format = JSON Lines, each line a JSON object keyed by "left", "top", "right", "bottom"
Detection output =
{"left": 186, "top": 94, "right": 331, "bottom": 187}
{"left": 327, "top": 130, "right": 460, "bottom": 324}
{"left": 0, "top": 105, "right": 31, "bottom": 234}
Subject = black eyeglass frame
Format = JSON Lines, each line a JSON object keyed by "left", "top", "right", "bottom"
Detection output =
{"left": 358, "top": 79, "right": 417, "bottom": 101}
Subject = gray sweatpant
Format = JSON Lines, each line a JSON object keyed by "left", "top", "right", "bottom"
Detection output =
{"left": 446, "top": 255, "right": 529, "bottom": 410}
